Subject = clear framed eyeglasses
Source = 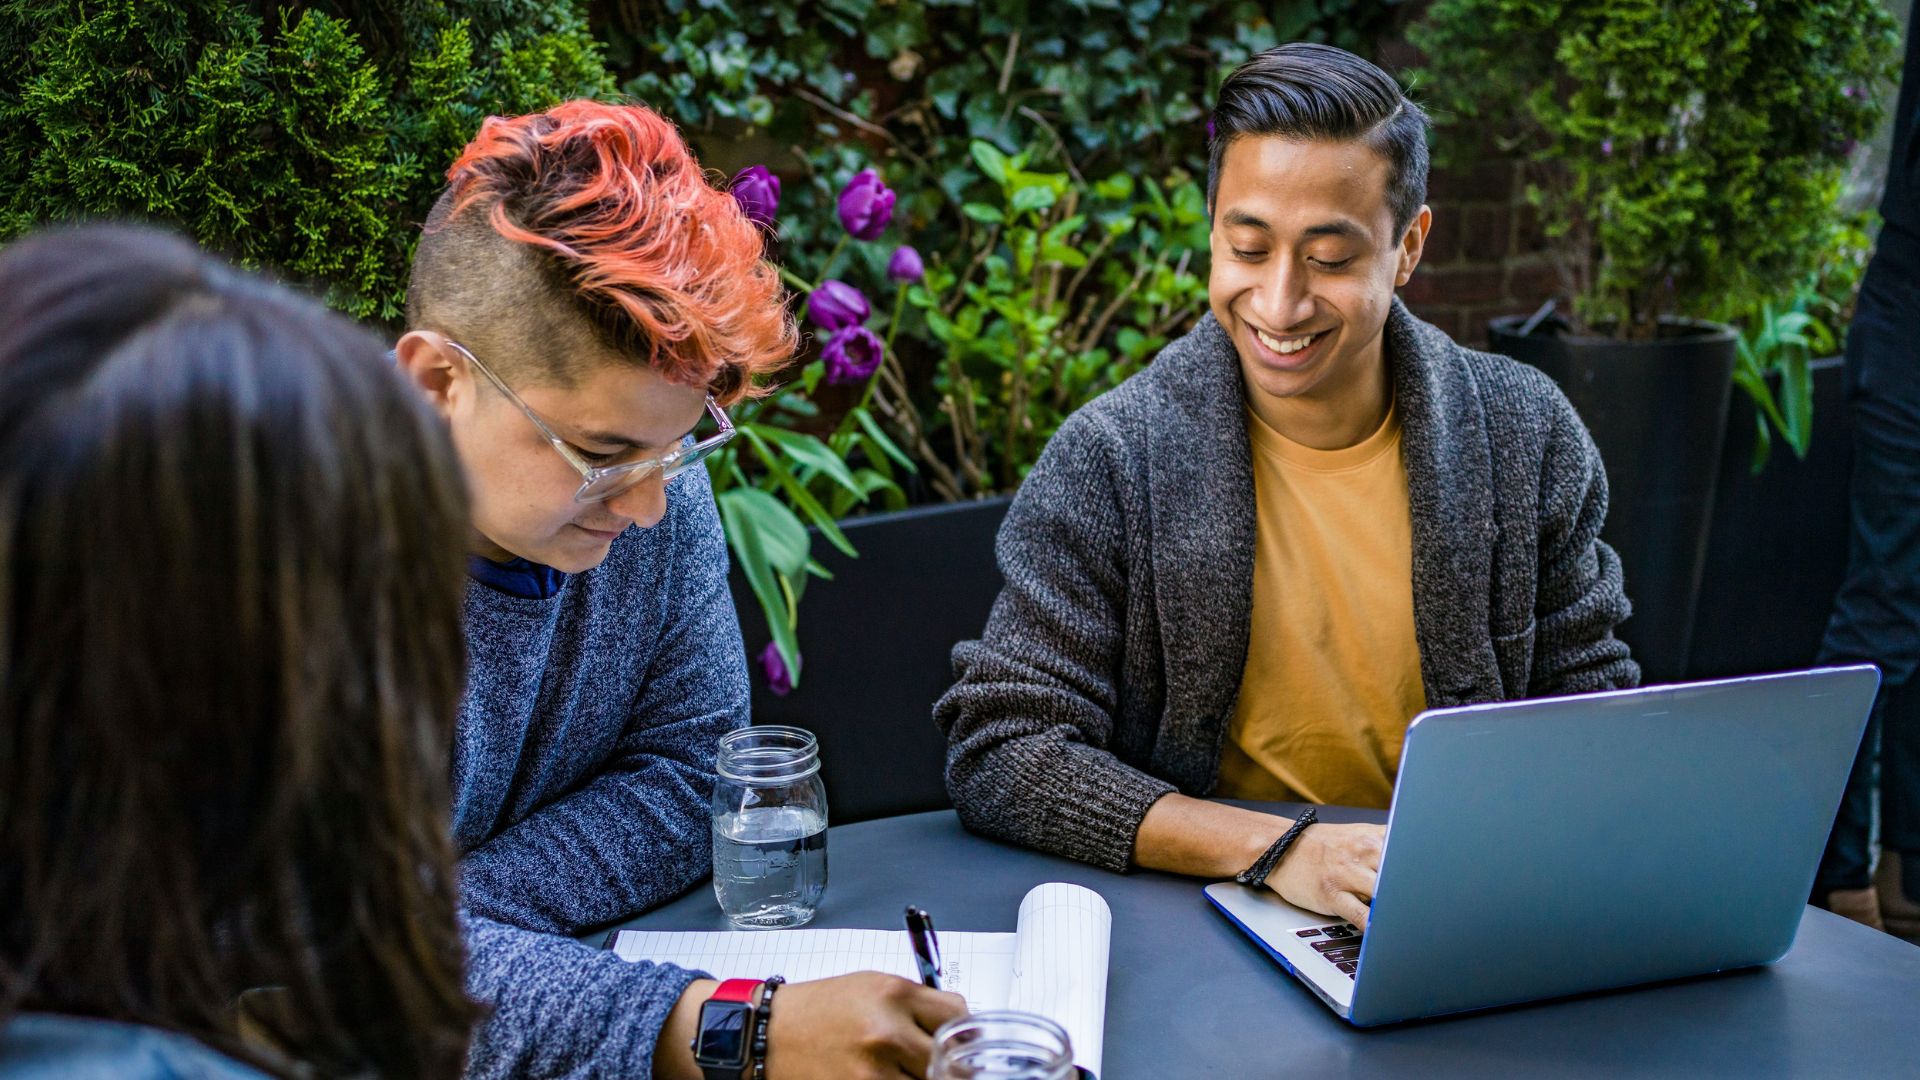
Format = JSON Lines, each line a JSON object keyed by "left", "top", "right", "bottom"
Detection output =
{"left": 446, "top": 339, "right": 734, "bottom": 504}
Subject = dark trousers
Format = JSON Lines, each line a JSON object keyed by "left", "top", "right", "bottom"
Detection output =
{"left": 1816, "top": 220, "right": 1920, "bottom": 892}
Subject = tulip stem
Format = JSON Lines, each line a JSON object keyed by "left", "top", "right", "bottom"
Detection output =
{"left": 779, "top": 266, "right": 813, "bottom": 293}
{"left": 815, "top": 237, "right": 849, "bottom": 287}
{"left": 831, "top": 286, "right": 906, "bottom": 449}
{"left": 883, "top": 286, "right": 908, "bottom": 355}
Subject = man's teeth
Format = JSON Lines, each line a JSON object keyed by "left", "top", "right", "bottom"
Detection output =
{"left": 1257, "top": 328, "right": 1319, "bottom": 355}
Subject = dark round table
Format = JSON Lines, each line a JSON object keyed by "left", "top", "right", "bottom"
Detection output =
{"left": 593, "top": 804, "right": 1920, "bottom": 1077}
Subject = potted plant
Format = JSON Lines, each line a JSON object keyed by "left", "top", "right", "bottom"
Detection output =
{"left": 1691, "top": 220, "right": 1872, "bottom": 680}
{"left": 1411, "top": 0, "right": 1897, "bottom": 680}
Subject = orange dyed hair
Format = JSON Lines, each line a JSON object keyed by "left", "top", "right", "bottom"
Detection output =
{"left": 440, "top": 100, "right": 793, "bottom": 404}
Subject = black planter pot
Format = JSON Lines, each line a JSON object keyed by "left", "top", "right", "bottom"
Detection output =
{"left": 1487, "top": 316, "right": 1737, "bottom": 683}
{"left": 1688, "top": 357, "right": 1853, "bottom": 680}
{"left": 727, "top": 497, "right": 1012, "bottom": 824}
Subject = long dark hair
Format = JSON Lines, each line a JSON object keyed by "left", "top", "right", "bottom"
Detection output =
{"left": 0, "top": 225, "right": 478, "bottom": 1076}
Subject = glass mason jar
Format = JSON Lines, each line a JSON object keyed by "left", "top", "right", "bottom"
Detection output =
{"left": 711, "top": 725, "right": 829, "bottom": 929}
{"left": 930, "top": 1012, "right": 1075, "bottom": 1080}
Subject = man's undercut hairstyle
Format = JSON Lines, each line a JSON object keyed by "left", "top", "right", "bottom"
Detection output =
{"left": 407, "top": 100, "right": 795, "bottom": 405}
{"left": 1207, "top": 42, "right": 1431, "bottom": 236}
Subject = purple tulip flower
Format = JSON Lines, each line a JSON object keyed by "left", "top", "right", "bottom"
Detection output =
{"left": 807, "top": 279, "right": 870, "bottom": 331}
{"left": 823, "top": 325, "right": 885, "bottom": 385}
{"left": 730, "top": 165, "right": 781, "bottom": 228}
{"left": 758, "top": 641, "right": 793, "bottom": 697}
{"left": 886, "top": 245, "right": 925, "bottom": 284}
{"left": 837, "top": 168, "right": 896, "bottom": 241}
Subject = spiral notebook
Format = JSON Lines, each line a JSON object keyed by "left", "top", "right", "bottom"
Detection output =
{"left": 606, "top": 881, "right": 1111, "bottom": 1077}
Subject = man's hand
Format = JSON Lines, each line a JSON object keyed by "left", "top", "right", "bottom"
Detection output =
{"left": 765, "top": 973, "right": 967, "bottom": 1080}
{"left": 1265, "top": 821, "right": 1383, "bottom": 930}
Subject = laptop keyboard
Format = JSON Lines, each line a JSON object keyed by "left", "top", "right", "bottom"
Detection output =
{"left": 1294, "top": 923, "right": 1363, "bottom": 978}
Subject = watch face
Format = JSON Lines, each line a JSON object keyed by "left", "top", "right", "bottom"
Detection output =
{"left": 695, "top": 1000, "right": 751, "bottom": 1066}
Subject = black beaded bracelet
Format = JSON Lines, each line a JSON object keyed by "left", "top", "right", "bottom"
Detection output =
{"left": 1235, "top": 806, "right": 1318, "bottom": 887}
{"left": 751, "top": 975, "right": 784, "bottom": 1080}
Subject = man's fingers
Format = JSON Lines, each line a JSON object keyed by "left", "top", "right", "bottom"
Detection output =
{"left": 1333, "top": 891, "right": 1372, "bottom": 931}
{"left": 908, "top": 988, "right": 968, "bottom": 1033}
{"left": 892, "top": 1027, "right": 936, "bottom": 1079}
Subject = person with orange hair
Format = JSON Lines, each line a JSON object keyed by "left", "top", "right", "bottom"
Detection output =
{"left": 395, "top": 102, "right": 963, "bottom": 1078}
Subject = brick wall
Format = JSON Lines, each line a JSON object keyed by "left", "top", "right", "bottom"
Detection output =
{"left": 1379, "top": 14, "right": 1576, "bottom": 347}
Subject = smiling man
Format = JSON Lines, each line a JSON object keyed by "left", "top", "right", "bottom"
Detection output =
{"left": 936, "top": 44, "right": 1639, "bottom": 928}
{"left": 397, "top": 102, "right": 964, "bottom": 1079}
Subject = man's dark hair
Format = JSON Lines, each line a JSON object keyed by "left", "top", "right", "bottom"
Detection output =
{"left": 0, "top": 224, "right": 478, "bottom": 1078}
{"left": 1207, "top": 42, "right": 1431, "bottom": 234}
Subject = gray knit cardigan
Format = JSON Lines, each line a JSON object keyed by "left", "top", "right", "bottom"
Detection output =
{"left": 934, "top": 300, "right": 1640, "bottom": 873}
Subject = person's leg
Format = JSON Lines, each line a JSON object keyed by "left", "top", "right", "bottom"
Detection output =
{"left": 1815, "top": 222, "right": 1920, "bottom": 929}
{"left": 1878, "top": 681, "right": 1920, "bottom": 937}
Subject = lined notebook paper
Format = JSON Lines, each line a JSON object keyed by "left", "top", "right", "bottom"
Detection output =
{"left": 609, "top": 882, "right": 1111, "bottom": 1076}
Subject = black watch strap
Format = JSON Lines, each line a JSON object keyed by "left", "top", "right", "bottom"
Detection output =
{"left": 1235, "top": 806, "right": 1318, "bottom": 887}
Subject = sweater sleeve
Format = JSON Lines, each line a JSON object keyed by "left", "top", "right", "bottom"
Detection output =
{"left": 1529, "top": 391, "right": 1642, "bottom": 695}
{"left": 458, "top": 467, "right": 748, "bottom": 934}
{"left": 934, "top": 409, "right": 1176, "bottom": 874}
{"left": 461, "top": 911, "right": 703, "bottom": 1079}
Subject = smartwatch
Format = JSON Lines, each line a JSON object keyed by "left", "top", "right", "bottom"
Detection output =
{"left": 692, "top": 978, "right": 763, "bottom": 1080}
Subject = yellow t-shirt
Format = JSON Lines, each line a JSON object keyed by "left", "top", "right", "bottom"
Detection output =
{"left": 1214, "top": 402, "right": 1427, "bottom": 809}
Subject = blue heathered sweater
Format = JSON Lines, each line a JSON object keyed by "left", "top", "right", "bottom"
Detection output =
{"left": 455, "top": 466, "right": 747, "bottom": 1078}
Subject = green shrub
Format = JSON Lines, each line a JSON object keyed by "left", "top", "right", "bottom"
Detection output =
{"left": 0, "top": 1, "right": 613, "bottom": 322}
{"left": 1411, "top": 0, "right": 1899, "bottom": 338}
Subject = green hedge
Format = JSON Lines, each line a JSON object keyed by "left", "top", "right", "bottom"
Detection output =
{"left": 0, "top": 1, "right": 1397, "bottom": 326}
{"left": 0, "top": 1, "right": 611, "bottom": 322}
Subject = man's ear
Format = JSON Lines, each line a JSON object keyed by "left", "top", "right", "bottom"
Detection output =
{"left": 1394, "top": 205, "right": 1433, "bottom": 288}
{"left": 394, "top": 330, "right": 463, "bottom": 420}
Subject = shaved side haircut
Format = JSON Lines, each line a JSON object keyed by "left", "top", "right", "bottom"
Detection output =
{"left": 408, "top": 101, "right": 795, "bottom": 404}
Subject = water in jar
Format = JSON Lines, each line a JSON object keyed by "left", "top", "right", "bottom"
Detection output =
{"left": 712, "top": 804, "right": 828, "bottom": 929}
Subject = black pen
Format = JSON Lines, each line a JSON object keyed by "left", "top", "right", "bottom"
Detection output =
{"left": 904, "top": 905, "right": 943, "bottom": 990}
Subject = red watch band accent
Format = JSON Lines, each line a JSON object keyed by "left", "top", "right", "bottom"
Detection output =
{"left": 711, "top": 978, "right": 762, "bottom": 1004}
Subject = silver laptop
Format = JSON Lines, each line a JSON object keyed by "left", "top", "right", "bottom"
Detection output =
{"left": 1206, "top": 665, "right": 1880, "bottom": 1027}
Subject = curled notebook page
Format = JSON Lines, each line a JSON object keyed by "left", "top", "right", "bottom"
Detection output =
{"left": 1006, "top": 882, "right": 1111, "bottom": 1078}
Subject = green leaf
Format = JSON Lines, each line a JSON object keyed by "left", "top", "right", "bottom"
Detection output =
{"left": 963, "top": 202, "right": 1006, "bottom": 224}
{"left": 856, "top": 408, "right": 918, "bottom": 472}
{"left": 1041, "top": 243, "right": 1089, "bottom": 268}
{"left": 1780, "top": 350, "right": 1813, "bottom": 459}
{"left": 752, "top": 423, "right": 865, "bottom": 497}
{"left": 970, "top": 139, "right": 1010, "bottom": 186}
{"left": 1748, "top": 411, "right": 1773, "bottom": 475}
{"left": 1094, "top": 172, "right": 1135, "bottom": 200}
{"left": 1043, "top": 215, "right": 1087, "bottom": 246}
{"left": 1011, "top": 185, "right": 1058, "bottom": 214}
{"left": 740, "top": 428, "right": 860, "bottom": 558}
{"left": 717, "top": 488, "right": 804, "bottom": 682}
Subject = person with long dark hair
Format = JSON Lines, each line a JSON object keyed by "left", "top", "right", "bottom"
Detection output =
{"left": 0, "top": 225, "right": 481, "bottom": 1076}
